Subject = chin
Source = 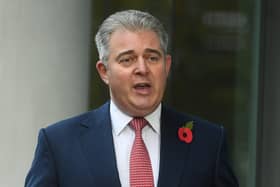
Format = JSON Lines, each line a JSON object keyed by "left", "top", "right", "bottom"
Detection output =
{"left": 133, "top": 103, "right": 158, "bottom": 114}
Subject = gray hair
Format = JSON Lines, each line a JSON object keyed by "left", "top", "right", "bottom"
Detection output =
{"left": 95, "top": 10, "right": 169, "bottom": 63}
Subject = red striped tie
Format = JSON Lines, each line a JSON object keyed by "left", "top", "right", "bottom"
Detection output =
{"left": 129, "top": 117, "right": 154, "bottom": 187}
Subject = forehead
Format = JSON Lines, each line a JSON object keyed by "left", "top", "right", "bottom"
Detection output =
{"left": 108, "top": 29, "right": 162, "bottom": 54}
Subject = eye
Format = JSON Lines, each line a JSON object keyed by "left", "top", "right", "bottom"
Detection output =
{"left": 118, "top": 55, "right": 137, "bottom": 66}
{"left": 145, "top": 54, "right": 160, "bottom": 63}
{"left": 149, "top": 56, "right": 159, "bottom": 62}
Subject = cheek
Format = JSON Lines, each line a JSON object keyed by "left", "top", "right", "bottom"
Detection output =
{"left": 107, "top": 67, "right": 122, "bottom": 81}
{"left": 108, "top": 71, "right": 130, "bottom": 89}
{"left": 153, "top": 69, "right": 168, "bottom": 86}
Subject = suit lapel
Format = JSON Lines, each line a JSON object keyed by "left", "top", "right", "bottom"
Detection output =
{"left": 158, "top": 106, "right": 192, "bottom": 187}
{"left": 77, "top": 103, "right": 191, "bottom": 187}
{"left": 78, "top": 102, "right": 121, "bottom": 186}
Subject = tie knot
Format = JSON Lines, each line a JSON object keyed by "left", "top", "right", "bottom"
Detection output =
{"left": 130, "top": 117, "right": 147, "bottom": 131}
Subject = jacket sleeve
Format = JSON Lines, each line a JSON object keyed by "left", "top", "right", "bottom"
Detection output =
{"left": 215, "top": 126, "right": 239, "bottom": 187}
{"left": 25, "top": 129, "right": 58, "bottom": 187}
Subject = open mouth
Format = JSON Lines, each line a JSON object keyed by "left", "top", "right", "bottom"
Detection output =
{"left": 134, "top": 83, "right": 151, "bottom": 89}
{"left": 133, "top": 83, "right": 151, "bottom": 94}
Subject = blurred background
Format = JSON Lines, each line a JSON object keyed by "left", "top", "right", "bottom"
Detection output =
{"left": 0, "top": 0, "right": 279, "bottom": 187}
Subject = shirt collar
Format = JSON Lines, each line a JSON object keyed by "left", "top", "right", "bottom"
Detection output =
{"left": 110, "top": 100, "right": 161, "bottom": 136}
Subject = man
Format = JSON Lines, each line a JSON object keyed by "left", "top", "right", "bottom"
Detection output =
{"left": 25, "top": 10, "right": 238, "bottom": 187}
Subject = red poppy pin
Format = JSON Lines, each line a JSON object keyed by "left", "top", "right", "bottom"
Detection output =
{"left": 178, "top": 121, "right": 194, "bottom": 143}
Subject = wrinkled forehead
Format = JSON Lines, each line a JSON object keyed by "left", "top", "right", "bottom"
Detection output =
{"left": 108, "top": 29, "right": 162, "bottom": 56}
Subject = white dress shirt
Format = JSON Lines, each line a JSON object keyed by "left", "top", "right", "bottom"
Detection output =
{"left": 110, "top": 100, "right": 161, "bottom": 187}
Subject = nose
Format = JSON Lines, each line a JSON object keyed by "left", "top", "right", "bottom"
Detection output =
{"left": 134, "top": 57, "right": 149, "bottom": 75}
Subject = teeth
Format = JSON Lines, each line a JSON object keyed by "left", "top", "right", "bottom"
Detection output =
{"left": 135, "top": 83, "right": 150, "bottom": 88}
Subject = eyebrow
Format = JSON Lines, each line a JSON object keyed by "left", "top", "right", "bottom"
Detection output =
{"left": 144, "top": 48, "right": 163, "bottom": 57}
{"left": 115, "top": 50, "right": 135, "bottom": 61}
{"left": 115, "top": 48, "right": 163, "bottom": 61}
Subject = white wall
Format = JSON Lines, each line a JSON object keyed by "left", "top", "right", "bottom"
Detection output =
{"left": 0, "top": 0, "right": 91, "bottom": 186}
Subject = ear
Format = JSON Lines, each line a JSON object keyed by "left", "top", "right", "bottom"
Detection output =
{"left": 165, "top": 55, "right": 172, "bottom": 76}
{"left": 96, "top": 60, "right": 109, "bottom": 84}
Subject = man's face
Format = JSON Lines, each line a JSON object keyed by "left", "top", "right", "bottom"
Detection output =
{"left": 96, "top": 29, "right": 171, "bottom": 116}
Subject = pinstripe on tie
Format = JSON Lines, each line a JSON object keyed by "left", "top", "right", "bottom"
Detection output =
{"left": 129, "top": 117, "right": 154, "bottom": 187}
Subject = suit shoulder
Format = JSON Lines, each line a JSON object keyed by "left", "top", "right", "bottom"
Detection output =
{"left": 45, "top": 111, "right": 90, "bottom": 131}
{"left": 44, "top": 102, "right": 109, "bottom": 135}
{"left": 163, "top": 105, "right": 225, "bottom": 149}
{"left": 162, "top": 104, "right": 223, "bottom": 134}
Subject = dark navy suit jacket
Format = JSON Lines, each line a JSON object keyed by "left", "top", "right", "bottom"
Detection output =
{"left": 25, "top": 102, "right": 238, "bottom": 187}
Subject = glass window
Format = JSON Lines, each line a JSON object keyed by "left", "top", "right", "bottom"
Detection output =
{"left": 90, "top": 1, "right": 261, "bottom": 186}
